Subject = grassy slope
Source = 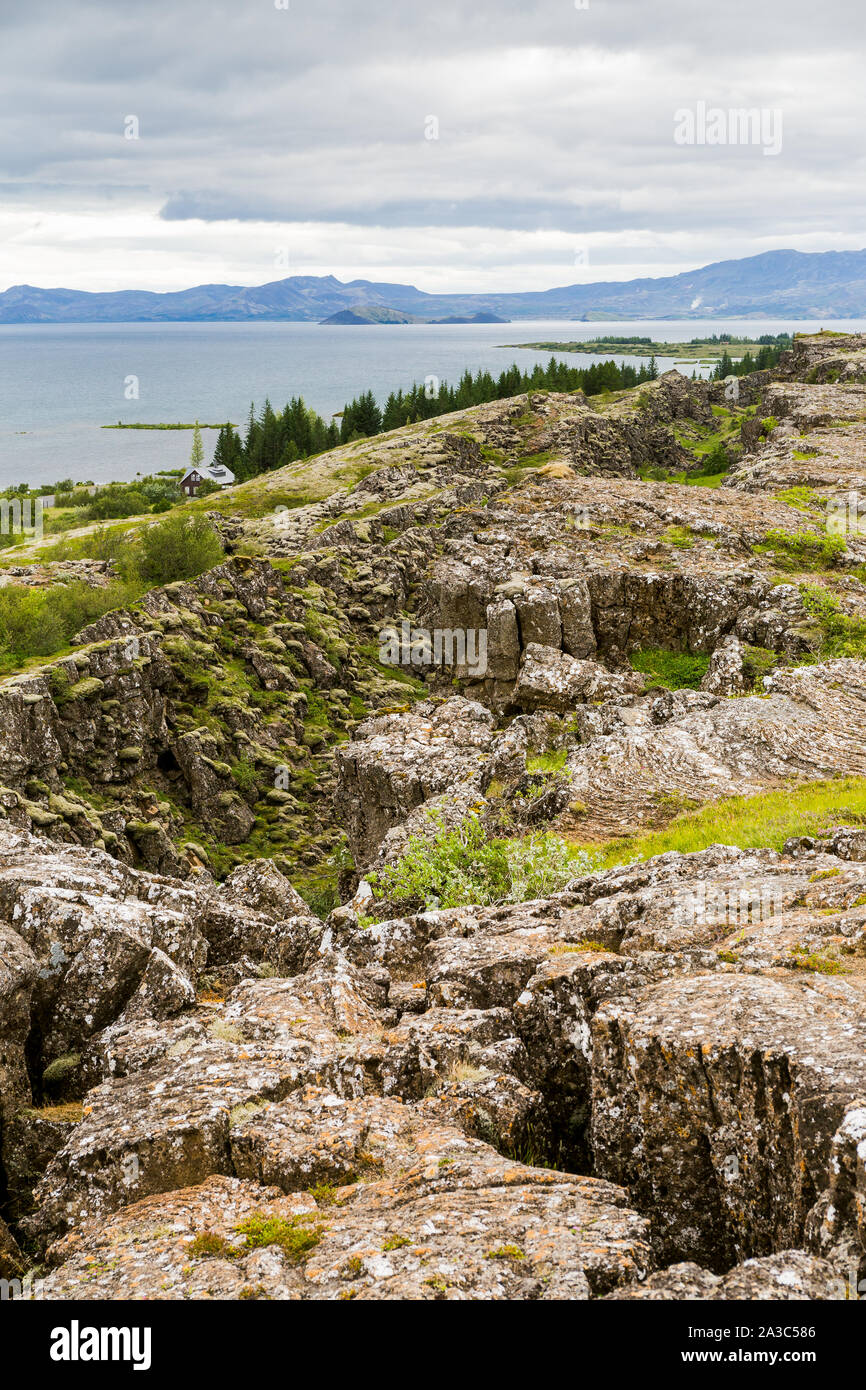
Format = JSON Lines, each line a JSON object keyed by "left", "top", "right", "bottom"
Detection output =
{"left": 581, "top": 777, "right": 866, "bottom": 870}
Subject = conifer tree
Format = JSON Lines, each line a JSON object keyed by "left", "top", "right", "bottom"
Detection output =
{"left": 189, "top": 421, "right": 204, "bottom": 471}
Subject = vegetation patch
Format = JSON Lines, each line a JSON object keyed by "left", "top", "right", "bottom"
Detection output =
{"left": 370, "top": 810, "right": 593, "bottom": 912}
{"left": 754, "top": 529, "right": 846, "bottom": 571}
{"left": 234, "top": 1213, "right": 326, "bottom": 1263}
{"left": 525, "top": 748, "right": 568, "bottom": 775}
{"left": 629, "top": 646, "right": 710, "bottom": 690}
{"left": 582, "top": 776, "right": 866, "bottom": 870}
{"left": 799, "top": 585, "right": 866, "bottom": 659}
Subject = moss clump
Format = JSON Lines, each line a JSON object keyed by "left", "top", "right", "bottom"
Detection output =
{"left": 234, "top": 1213, "right": 325, "bottom": 1263}
{"left": 661, "top": 525, "right": 696, "bottom": 549}
{"left": 788, "top": 946, "right": 847, "bottom": 976}
{"left": 66, "top": 676, "right": 105, "bottom": 701}
{"left": 382, "top": 1234, "right": 412, "bottom": 1251}
{"left": 755, "top": 530, "right": 846, "bottom": 571}
{"left": 525, "top": 748, "right": 568, "bottom": 775}
{"left": 629, "top": 646, "right": 710, "bottom": 690}
{"left": 42, "top": 1053, "right": 82, "bottom": 1087}
{"left": 308, "top": 1182, "right": 350, "bottom": 1208}
{"left": 187, "top": 1231, "right": 236, "bottom": 1260}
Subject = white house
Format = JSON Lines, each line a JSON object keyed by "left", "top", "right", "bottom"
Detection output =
{"left": 180, "top": 463, "right": 236, "bottom": 497}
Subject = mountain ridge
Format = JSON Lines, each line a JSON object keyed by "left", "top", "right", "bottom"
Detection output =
{"left": 3, "top": 248, "right": 866, "bottom": 322}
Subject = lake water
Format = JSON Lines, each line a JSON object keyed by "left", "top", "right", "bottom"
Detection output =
{"left": 1, "top": 316, "right": 863, "bottom": 487}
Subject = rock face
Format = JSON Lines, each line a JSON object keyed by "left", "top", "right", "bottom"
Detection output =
{"left": 592, "top": 970, "right": 866, "bottom": 1268}
{"left": 6, "top": 332, "right": 866, "bottom": 1301}
{"left": 334, "top": 660, "right": 866, "bottom": 864}
{"left": 0, "top": 553, "right": 430, "bottom": 887}
{"left": 0, "top": 823, "right": 863, "bottom": 1301}
{"left": 334, "top": 699, "right": 493, "bottom": 865}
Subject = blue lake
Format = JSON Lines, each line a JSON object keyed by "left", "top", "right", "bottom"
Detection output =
{"left": 1, "top": 317, "right": 862, "bottom": 487}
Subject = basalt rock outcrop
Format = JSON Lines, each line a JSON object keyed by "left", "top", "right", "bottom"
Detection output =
{"left": 0, "top": 828, "right": 862, "bottom": 1300}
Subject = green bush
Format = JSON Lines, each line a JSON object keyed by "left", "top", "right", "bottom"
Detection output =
{"left": 46, "top": 513, "right": 224, "bottom": 586}
{"left": 133, "top": 513, "right": 224, "bottom": 586}
{"left": 0, "top": 580, "right": 137, "bottom": 671}
{"left": 1, "top": 515, "right": 223, "bottom": 674}
{"left": 800, "top": 584, "right": 866, "bottom": 658}
{"left": 371, "top": 811, "right": 594, "bottom": 911}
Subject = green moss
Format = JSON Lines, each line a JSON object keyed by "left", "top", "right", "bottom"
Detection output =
{"left": 755, "top": 530, "right": 846, "bottom": 571}
{"left": 661, "top": 525, "right": 696, "bottom": 549}
{"left": 629, "top": 647, "right": 710, "bottom": 690}
{"left": 525, "top": 748, "right": 568, "bottom": 775}
{"left": 774, "top": 486, "right": 823, "bottom": 514}
{"left": 187, "top": 1231, "right": 236, "bottom": 1260}
{"left": 234, "top": 1213, "right": 325, "bottom": 1263}
{"left": 42, "top": 1053, "right": 82, "bottom": 1086}
{"left": 382, "top": 1234, "right": 412, "bottom": 1251}
{"left": 789, "top": 945, "right": 847, "bottom": 975}
{"left": 66, "top": 676, "right": 105, "bottom": 701}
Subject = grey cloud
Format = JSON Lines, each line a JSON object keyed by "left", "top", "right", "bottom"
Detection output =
{"left": 1, "top": 0, "right": 865, "bottom": 285}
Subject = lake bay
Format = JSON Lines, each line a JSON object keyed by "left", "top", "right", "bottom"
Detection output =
{"left": 1, "top": 316, "right": 862, "bottom": 487}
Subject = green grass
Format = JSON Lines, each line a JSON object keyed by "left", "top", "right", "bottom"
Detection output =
{"left": 800, "top": 584, "right": 866, "bottom": 658}
{"left": 661, "top": 525, "right": 696, "bottom": 549}
{"left": 638, "top": 467, "right": 727, "bottom": 488}
{"left": 581, "top": 776, "right": 866, "bottom": 870}
{"left": 235, "top": 1214, "right": 325, "bottom": 1263}
{"left": 629, "top": 646, "right": 710, "bottom": 690}
{"left": 526, "top": 748, "right": 568, "bottom": 775}
{"left": 754, "top": 529, "right": 846, "bottom": 571}
{"left": 774, "top": 486, "right": 823, "bottom": 515}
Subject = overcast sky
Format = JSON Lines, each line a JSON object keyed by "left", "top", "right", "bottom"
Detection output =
{"left": 1, "top": 0, "right": 864, "bottom": 294}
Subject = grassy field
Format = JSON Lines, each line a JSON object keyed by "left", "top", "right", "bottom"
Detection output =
{"left": 579, "top": 776, "right": 866, "bottom": 870}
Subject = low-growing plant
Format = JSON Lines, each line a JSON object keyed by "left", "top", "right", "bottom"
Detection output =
{"left": 525, "top": 748, "right": 568, "bottom": 775}
{"left": 187, "top": 1231, "right": 235, "bottom": 1260}
{"left": 629, "top": 646, "right": 711, "bottom": 690}
{"left": 799, "top": 584, "right": 866, "bottom": 658}
{"left": 370, "top": 810, "right": 594, "bottom": 911}
{"left": 756, "top": 529, "right": 846, "bottom": 571}
{"left": 582, "top": 775, "right": 866, "bottom": 870}
{"left": 234, "top": 1213, "right": 325, "bottom": 1263}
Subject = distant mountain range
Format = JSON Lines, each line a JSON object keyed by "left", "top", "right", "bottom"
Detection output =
{"left": 2, "top": 249, "right": 866, "bottom": 323}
